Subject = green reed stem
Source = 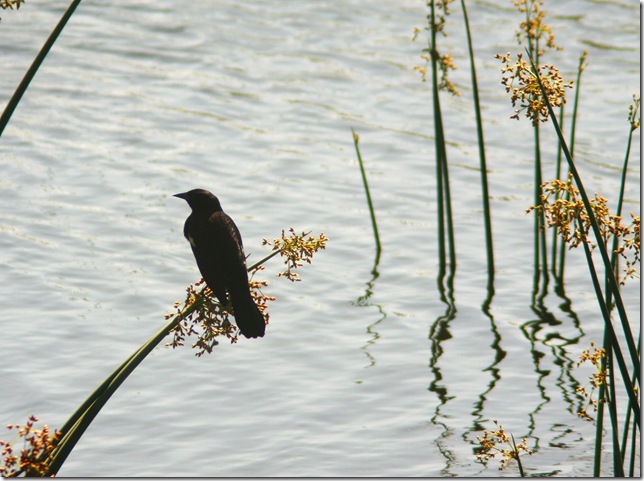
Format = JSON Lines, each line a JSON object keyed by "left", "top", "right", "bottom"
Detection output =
{"left": 551, "top": 102, "right": 564, "bottom": 277}
{"left": 510, "top": 434, "right": 526, "bottom": 477}
{"left": 460, "top": 0, "right": 494, "bottom": 277}
{"left": 0, "top": 0, "right": 82, "bottom": 137}
{"left": 579, "top": 230, "right": 640, "bottom": 427}
{"left": 594, "top": 328, "right": 608, "bottom": 476}
{"left": 428, "top": 0, "right": 455, "bottom": 275}
{"left": 530, "top": 51, "right": 640, "bottom": 392}
{"left": 352, "top": 128, "right": 382, "bottom": 263}
{"left": 557, "top": 52, "right": 587, "bottom": 279}
{"left": 606, "top": 98, "right": 640, "bottom": 476}
{"left": 44, "top": 249, "right": 281, "bottom": 476}
{"left": 606, "top": 348, "right": 625, "bottom": 477}
{"left": 612, "top": 96, "right": 639, "bottom": 276}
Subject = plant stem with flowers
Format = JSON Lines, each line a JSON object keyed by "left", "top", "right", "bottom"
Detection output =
{"left": 1, "top": 229, "right": 328, "bottom": 477}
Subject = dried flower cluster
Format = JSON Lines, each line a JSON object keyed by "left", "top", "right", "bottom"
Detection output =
{"left": 262, "top": 228, "right": 329, "bottom": 282}
{"left": 513, "top": 0, "right": 559, "bottom": 52}
{"left": 0, "top": 0, "right": 24, "bottom": 10}
{"left": 0, "top": 416, "right": 61, "bottom": 477}
{"left": 412, "top": 0, "right": 460, "bottom": 96}
{"left": 495, "top": 52, "right": 573, "bottom": 124}
{"left": 575, "top": 342, "right": 608, "bottom": 421}
{"left": 167, "top": 278, "right": 247, "bottom": 354}
{"left": 476, "top": 420, "right": 533, "bottom": 470}
{"left": 527, "top": 174, "right": 640, "bottom": 284}
{"left": 166, "top": 269, "right": 275, "bottom": 356}
{"left": 628, "top": 95, "right": 641, "bottom": 132}
{"left": 167, "top": 229, "right": 327, "bottom": 355}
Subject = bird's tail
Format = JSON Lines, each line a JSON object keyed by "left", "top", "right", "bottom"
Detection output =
{"left": 231, "top": 293, "right": 266, "bottom": 338}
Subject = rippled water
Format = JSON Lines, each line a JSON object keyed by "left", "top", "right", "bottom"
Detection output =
{"left": 0, "top": 0, "right": 640, "bottom": 477}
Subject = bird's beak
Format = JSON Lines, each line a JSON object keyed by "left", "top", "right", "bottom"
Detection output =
{"left": 173, "top": 192, "right": 187, "bottom": 200}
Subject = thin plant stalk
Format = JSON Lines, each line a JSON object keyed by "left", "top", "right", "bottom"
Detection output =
{"left": 530, "top": 51, "right": 640, "bottom": 389}
{"left": 605, "top": 348, "right": 625, "bottom": 477}
{"left": 460, "top": 0, "right": 494, "bottom": 277}
{"left": 44, "top": 249, "right": 280, "bottom": 476}
{"left": 0, "top": 0, "right": 83, "bottom": 137}
{"left": 352, "top": 128, "right": 382, "bottom": 265}
{"left": 579, "top": 230, "right": 640, "bottom": 427}
{"left": 551, "top": 102, "right": 564, "bottom": 277}
{"left": 429, "top": 0, "right": 456, "bottom": 276}
{"left": 593, "top": 328, "right": 608, "bottom": 476}
{"left": 523, "top": 5, "right": 549, "bottom": 282}
{"left": 510, "top": 434, "right": 526, "bottom": 477}
{"left": 600, "top": 96, "right": 640, "bottom": 476}
{"left": 556, "top": 52, "right": 587, "bottom": 279}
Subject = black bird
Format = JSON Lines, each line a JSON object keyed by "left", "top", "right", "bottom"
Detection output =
{"left": 174, "top": 189, "right": 265, "bottom": 338}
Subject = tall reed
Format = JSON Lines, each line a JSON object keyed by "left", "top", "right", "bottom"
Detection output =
{"left": 554, "top": 51, "right": 588, "bottom": 280}
{"left": 44, "top": 250, "right": 280, "bottom": 476}
{"left": 530, "top": 58, "right": 640, "bottom": 474}
{"left": 0, "top": 0, "right": 82, "bottom": 137}
{"left": 459, "top": 0, "right": 494, "bottom": 279}
{"left": 352, "top": 128, "right": 382, "bottom": 266}
{"left": 426, "top": 0, "right": 456, "bottom": 276}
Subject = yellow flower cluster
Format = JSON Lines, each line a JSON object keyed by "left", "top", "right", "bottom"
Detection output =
{"left": 0, "top": 416, "right": 61, "bottom": 477}
{"left": 495, "top": 52, "right": 573, "bottom": 124}
{"left": 513, "top": 0, "right": 559, "bottom": 51}
{"left": 0, "top": 0, "right": 25, "bottom": 10}
{"left": 412, "top": 0, "right": 460, "bottom": 96}
{"left": 528, "top": 174, "right": 640, "bottom": 284}
{"left": 576, "top": 342, "right": 608, "bottom": 421}
{"left": 476, "top": 420, "right": 533, "bottom": 470}
{"left": 262, "top": 229, "right": 329, "bottom": 282}
{"left": 167, "top": 229, "right": 327, "bottom": 355}
{"left": 166, "top": 278, "right": 246, "bottom": 355}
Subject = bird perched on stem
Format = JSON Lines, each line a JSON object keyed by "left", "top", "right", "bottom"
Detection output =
{"left": 174, "top": 189, "right": 266, "bottom": 338}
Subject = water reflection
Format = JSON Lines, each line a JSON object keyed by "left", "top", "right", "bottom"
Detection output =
{"left": 522, "top": 262, "right": 587, "bottom": 438}
{"left": 469, "top": 279, "right": 506, "bottom": 433}
{"left": 353, "top": 246, "right": 384, "bottom": 369}
{"left": 427, "top": 263, "right": 457, "bottom": 468}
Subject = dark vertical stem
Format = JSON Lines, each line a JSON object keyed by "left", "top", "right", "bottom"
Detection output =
{"left": 429, "top": 1, "right": 450, "bottom": 277}
{"left": 0, "top": 0, "right": 83, "bottom": 137}
{"left": 580, "top": 236, "right": 639, "bottom": 426}
{"left": 606, "top": 348, "right": 625, "bottom": 476}
{"left": 45, "top": 250, "right": 281, "bottom": 476}
{"left": 352, "top": 129, "right": 382, "bottom": 266}
{"left": 530, "top": 53, "right": 640, "bottom": 385}
{"left": 460, "top": 0, "right": 493, "bottom": 278}
{"left": 551, "top": 103, "right": 564, "bottom": 278}
{"left": 557, "top": 52, "right": 586, "bottom": 279}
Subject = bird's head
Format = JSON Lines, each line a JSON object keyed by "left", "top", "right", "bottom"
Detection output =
{"left": 173, "top": 189, "right": 223, "bottom": 212}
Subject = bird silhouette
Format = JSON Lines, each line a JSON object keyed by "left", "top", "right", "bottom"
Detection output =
{"left": 174, "top": 189, "right": 265, "bottom": 338}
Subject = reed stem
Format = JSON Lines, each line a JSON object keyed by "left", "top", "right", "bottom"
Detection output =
{"left": 45, "top": 248, "right": 281, "bottom": 476}
{"left": 352, "top": 128, "right": 382, "bottom": 263}
{"left": 460, "top": 0, "right": 494, "bottom": 277}
{"left": 0, "top": 0, "right": 82, "bottom": 137}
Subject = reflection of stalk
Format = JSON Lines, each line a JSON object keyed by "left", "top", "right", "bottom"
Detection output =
{"left": 354, "top": 244, "right": 384, "bottom": 369}
{"left": 350, "top": 130, "right": 385, "bottom": 368}
{"left": 460, "top": 0, "right": 494, "bottom": 277}
{"left": 0, "top": 0, "right": 83, "bottom": 137}
{"left": 428, "top": 264, "right": 456, "bottom": 439}
{"left": 352, "top": 129, "right": 382, "bottom": 267}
